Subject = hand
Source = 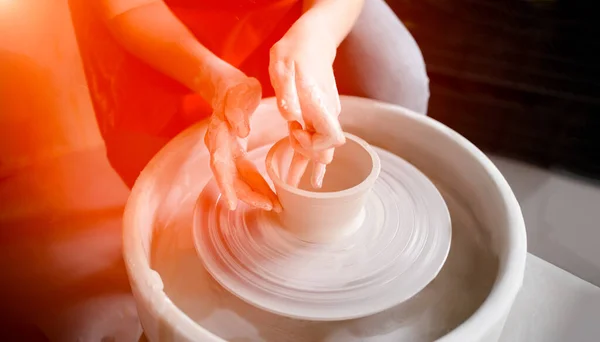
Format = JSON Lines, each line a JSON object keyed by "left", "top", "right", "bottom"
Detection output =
{"left": 269, "top": 29, "right": 345, "bottom": 189}
{"left": 204, "top": 68, "right": 280, "bottom": 212}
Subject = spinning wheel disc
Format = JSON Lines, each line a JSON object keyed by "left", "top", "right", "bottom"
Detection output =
{"left": 193, "top": 145, "right": 451, "bottom": 321}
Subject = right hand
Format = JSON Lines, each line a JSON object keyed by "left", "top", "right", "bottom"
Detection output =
{"left": 204, "top": 68, "right": 281, "bottom": 212}
{"left": 269, "top": 28, "right": 345, "bottom": 189}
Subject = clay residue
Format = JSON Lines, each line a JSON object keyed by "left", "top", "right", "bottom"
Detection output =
{"left": 152, "top": 184, "right": 499, "bottom": 341}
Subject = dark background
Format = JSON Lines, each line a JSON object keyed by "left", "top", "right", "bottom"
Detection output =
{"left": 387, "top": 0, "right": 600, "bottom": 180}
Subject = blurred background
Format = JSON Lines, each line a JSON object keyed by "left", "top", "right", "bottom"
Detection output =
{"left": 0, "top": 1, "right": 131, "bottom": 339}
{"left": 0, "top": 0, "right": 599, "bottom": 339}
{"left": 389, "top": 0, "right": 600, "bottom": 179}
{"left": 386, "top": 0, "right": 600, "bottom": 287}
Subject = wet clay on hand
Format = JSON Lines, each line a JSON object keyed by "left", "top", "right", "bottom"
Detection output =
{"left": 269, "top": 26, "right": 344, "bottom": 189}
{"left": 204, "top": 73, "right": 281, "bottom": 212}
{"left": 268, "top": 0, "right": 366, "bottom": 189}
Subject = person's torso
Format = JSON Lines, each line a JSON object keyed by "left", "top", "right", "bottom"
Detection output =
{"left": 166, "top": 0, "right": 301, "bottom": 66}
{"left": 166, "top": 0, "right": 289, "bottom": 11}
{"left": 69, "top": 0, "right": 301, "bottom": 138}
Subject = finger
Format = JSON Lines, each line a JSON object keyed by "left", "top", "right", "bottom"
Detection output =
{"left": 225, "top": 106, "right": 249, "bottom": 138}
{"left": 311, "top": 118, "right": 346, "bottom": 152}
{"left": 290, "top": 122, "right": 312, "bottom": 151}
{"left": 289, "top": 133, "right": 311, "bottom": 159}
{"left": 207, "top": 120, "right": 238, "bottom": 210}
{"left": 311, "top": 161, "right": 327, "bottom": 189}
{"left": 210, "top": 139, "right": 238, "bottom": 210}
{"left": 269, "top": 58, "right": 302, "bottom": 122}
{"left": 295, "top": 70, "right": 345, "bottom": 151}
{"left": 212, "top": 156, "right": 238, "bottom": 211}
{"left": 315, "top": 147, "right": 335, "bottom": 165}
{"left": 287, "top": 152, "right": 310, "bottom": 188}
{"left": 310, "top": 147, "right": 334, "bottom": 189}
{"left": 288, "top": 120, "right": 303, "bottom": 134}
{"left": 236, "top": 157, "right": 281, "bottom": 212}
{"left": 289, "top": 123, "right": 334, "bottom": 165}
{"left": 234, "top": 178, "right": 273, "bottom": 211}
{"left": 288, "top": 121, "right": 326, "bottom": 189}
{"left": 288, "top": 121, "right": 311, "bottom": 157}
{"left": 223, "top": 79, "right": 261, "bottom": 138}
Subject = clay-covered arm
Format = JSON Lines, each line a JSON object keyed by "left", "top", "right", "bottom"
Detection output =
{"left": 294, "top": 0, "right": 365, "bottom": 48}
{"left": 96, "top": 0, "right": 234, "bottom": 102}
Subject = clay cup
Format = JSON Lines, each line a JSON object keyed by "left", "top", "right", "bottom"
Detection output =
{"left": 265, "top": 133, "right": 381, "bottom": 243}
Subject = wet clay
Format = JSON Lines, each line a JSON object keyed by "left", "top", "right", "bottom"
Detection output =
{"left": 193, "top": 144, "right": 450, "bottom": 321}
{"left": 294, "top": 137, "right": 375, "bottom": 192}
{"left": 152, "top": 158, "right": 498, "bottom": 341}
{"left": 264, "top": 133, "right": 383, "bottom": 244}
{"left": 124, "top": 96, "right": 526, "bottom": 342}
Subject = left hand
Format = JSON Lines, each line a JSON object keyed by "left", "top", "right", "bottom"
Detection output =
{"left": 269, "top": 28, "right": 345, "bottom": 189}
{"left": 204, "top": 69, "right": 281, "bottom": 212}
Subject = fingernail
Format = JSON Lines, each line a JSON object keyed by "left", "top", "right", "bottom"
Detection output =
{"left": 237, "top": 124, "right": 250, "bottom": 138}
{"left": 228, "top": 200, "right": 238, "bottom": 211}
{"left": 258, "top": 201, "right": 273, "bottom": 211}
{"left": 227, "top": 190, "right": 238, "bottom": 210}
{"left": 312, "top": 165, "right": 326, "bottom": 189}
{"left": 273, "top": 201, "right": 282, "bottom": 213}
{"left": 316, "top": 173, "right": 324, "bottom": 188}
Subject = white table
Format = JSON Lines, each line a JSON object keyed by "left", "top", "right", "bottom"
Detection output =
{"left": 500, "top": 254, "right": 600, "bottom": 342}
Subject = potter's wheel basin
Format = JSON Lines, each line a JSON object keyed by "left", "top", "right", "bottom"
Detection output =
{"left": 123, "top": 96, "right": 527, "bottom": 342}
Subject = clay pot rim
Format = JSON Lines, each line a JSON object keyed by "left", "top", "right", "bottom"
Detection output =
{"left": 122, "top": 96, "right": 527, "bottom": 342}
{"left": 265, "top": 133, "right": 381, "bottom": 199}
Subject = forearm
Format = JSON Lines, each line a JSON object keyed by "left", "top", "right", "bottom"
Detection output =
{"left": 292, "top": 0, "right": 365, "bottom": 47}
{"left": 97, "top": 0, "right": 230, "bottom": 101}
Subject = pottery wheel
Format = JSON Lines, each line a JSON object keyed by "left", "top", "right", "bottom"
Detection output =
{"left": 193, "top": 144, "right": 451, "bottom": 321}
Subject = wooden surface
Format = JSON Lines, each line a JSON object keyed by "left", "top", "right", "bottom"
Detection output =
{"left": 387, "top": 0, "right": 600, "bottom": 179}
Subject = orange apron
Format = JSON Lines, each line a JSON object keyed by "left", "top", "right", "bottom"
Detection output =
{"left": 69, "top": 0, "right": 302, "bottom": 187}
